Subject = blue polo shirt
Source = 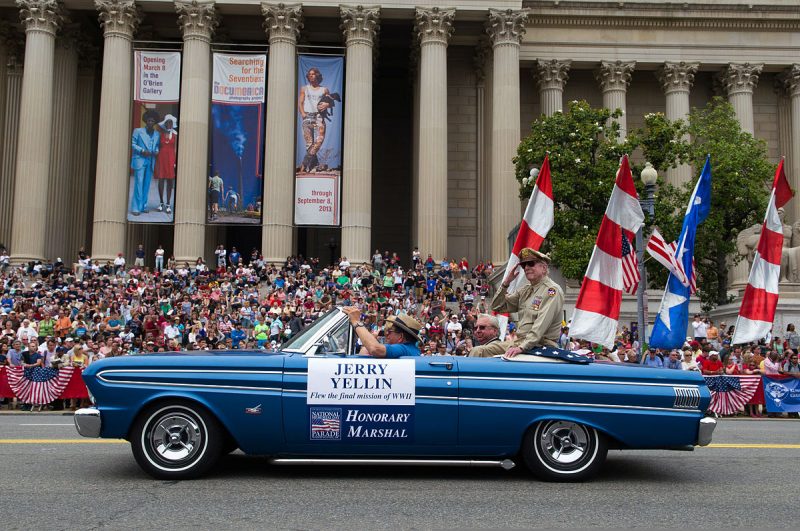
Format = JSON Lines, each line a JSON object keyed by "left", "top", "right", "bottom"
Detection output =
{"left": 384, "top": 342, "right": 420, "bottom": 358}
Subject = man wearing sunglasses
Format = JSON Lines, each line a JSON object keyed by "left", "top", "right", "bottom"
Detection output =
{"left": 467, "top": 314, "right": 504, "bottom": 358}
{"left": 492, "top": 248, "right": 564, "bottom": 358}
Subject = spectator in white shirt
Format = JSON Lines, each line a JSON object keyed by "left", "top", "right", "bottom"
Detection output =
{"left": 691, "top": 314, "right": 708, "bottom": 341}
{"left": 16, "top": 319, "right": 38, "bottom": 343}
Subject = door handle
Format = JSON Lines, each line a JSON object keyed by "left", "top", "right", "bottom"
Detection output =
{"left": 428, "top": 361, "right": 453, "bottom": 370}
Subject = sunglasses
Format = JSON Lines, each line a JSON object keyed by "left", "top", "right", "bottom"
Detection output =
{"left": 475, "top": 325, "right": 495, "bottom": 330}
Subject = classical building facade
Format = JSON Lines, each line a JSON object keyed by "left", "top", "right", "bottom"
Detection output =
{"left": 0, "top": 0, "right": 799, "bottom": 273}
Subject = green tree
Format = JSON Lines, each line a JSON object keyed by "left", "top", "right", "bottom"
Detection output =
{"left": 659, "top": 97, "right": 775, "bottom": 309}
{"left": 514, "top": 101, "right": 686, "bottom": 280}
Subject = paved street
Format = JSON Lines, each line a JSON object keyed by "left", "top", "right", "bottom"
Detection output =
{"left": 0, "top": 415, "right": 797, "bottom": 529}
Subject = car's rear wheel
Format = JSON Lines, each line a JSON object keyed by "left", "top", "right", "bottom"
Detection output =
{"left": 522, "top": 420, "right": 608, "bottom": 482}
{"left": 131, "top": 402, "right": 223, "bottom": 479}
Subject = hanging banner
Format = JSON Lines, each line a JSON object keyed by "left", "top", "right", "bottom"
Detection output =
{"left": 128, "top": 50, "right": 182, "bottom": 223}
{"left": 763, "top": 375, "right": 800, "bottom": 413}
{"left": 294, "top": 55, "right": 344, "bottom": 226}
{"left": 208, "top": 53, "right": 266, "bottom": 224}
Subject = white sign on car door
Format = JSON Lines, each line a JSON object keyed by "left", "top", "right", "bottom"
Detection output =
{"left": 307, "top": 358, "right": 415, "bottom": 405}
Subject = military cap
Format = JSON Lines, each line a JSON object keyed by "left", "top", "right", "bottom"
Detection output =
{"left": 518, "top": 247, "right": 551, "bottom": 265}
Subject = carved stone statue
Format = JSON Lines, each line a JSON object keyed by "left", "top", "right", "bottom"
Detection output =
{"left": 737, "top": 208, "right": 796, "bottom": 282}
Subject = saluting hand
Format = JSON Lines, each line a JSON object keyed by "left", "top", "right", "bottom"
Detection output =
{"left": 503, "top": 265, "right": 520, "bottom": 288}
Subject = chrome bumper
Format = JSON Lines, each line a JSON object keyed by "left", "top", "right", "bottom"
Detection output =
{"left": 696, "top": 416, "right": 716, "bottom": 446}
{"left": 74, "top": 408, "right": 101, "bottom": 438}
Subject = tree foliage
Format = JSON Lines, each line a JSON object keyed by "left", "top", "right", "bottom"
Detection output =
{"left": 515, "top": 97, "right": 776, "bottom": 311}
{"left": 653, "top": 97, "right": 775, "bottom": 309}
{"left": 514, "top": 101, "right": 685, "bottom": 279}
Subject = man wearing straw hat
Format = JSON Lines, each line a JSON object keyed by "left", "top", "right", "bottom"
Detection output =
{"left": 492, "top": 247, "right": 564, "bottom": 358}
{"left": 343, "top": 307, "right": 421, "bottom": 358}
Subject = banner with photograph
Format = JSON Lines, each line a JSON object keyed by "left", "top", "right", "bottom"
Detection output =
{"left": 128, "top": 51, "right": 182, "bottom": 223}
{"left": 208, "top": 53, "right": 266, "bottom": 224}
{"left": 294, "top": 54, "right": 344, "bottom": 226}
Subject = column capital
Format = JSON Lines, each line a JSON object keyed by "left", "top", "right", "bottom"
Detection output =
{"left": 595, "top": 60, "right": 635, "bottom": 92}
{"left": 261, "top": 2, "right": 302, "bottom": 45}
{"left": 776, "top": 64, "right": 800, "bottom": 98}
{"left": 95, "top": 0, "right": 141, "bottom": 39}
{"left": 17, "top": 0, "right": 65, "bottom": 36}
{"left": 485, "top": 8, "right": 528, "bottom": 47}
{"left": 535, "top": 59, "right": 570, "bottom": 91}
{"left": 175, "top": 1, "right": 218, "bottom": 42}
{"left": 414, "top": 7, "right": 454, "bottom": 47}
{"left": 657, "top": 61, "right": 699, "bottom": 95}
{"left": 340, "top": 5, "right": 379, "bottom": 47}
{"left": 720, "top": 62, "right": 763, "bottom": 96}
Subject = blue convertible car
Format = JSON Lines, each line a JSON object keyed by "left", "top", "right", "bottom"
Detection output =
{"left": 75, "top": 309, "right": 716, "bottom": 481}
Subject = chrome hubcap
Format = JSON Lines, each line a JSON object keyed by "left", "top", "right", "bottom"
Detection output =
{"left": 150, "top": 414, "right": 202, "bottom": 463}
{"left": 539, "top": 421, "right": 591, "bottom": 466}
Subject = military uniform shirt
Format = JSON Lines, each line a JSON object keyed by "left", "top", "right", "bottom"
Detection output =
{"left": 491, "top": 276, "right": 564, "bottom": 350}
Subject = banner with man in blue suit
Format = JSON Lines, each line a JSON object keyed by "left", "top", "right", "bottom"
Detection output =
{"left": 649, "top": 157, "right": 712, "bottom": 349}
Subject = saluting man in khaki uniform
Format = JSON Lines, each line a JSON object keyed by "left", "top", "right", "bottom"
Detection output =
{"left": 492, "top": 248, "right": 564, "bottom": 358}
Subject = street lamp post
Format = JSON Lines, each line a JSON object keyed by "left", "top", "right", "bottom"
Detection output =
{"left": 636, "top": 162, "right": 658, "bottom": 353}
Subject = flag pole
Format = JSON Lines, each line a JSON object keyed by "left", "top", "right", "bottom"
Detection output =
{"left": 636, "top": 162, "right": 658, "bottom": 353}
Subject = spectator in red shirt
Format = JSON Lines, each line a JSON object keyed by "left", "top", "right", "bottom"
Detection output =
{"left": 702, "top": 350, "right": 724, "bottom": 375}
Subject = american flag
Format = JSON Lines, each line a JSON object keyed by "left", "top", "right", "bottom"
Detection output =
{"left": 646, "top": 228, "right": 697, "bottom": 293}
{"left": 6, "top": 367, "right": 75, "bottom": 405}
{"left": 621, "top": 232, "right": 639, "bottom": 294}
{"left": 704, "top": 375, "right": 761, "bottom": 415}
{"left": 311, "top": 418, "right": 340, "bottom": 433}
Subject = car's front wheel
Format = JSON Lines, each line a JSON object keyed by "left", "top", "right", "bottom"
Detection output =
{"left": 522, "top": 420, "right": 608, "bottom": 482}
{"left": 131, "top": 402, "right": 223, "bottom": 479}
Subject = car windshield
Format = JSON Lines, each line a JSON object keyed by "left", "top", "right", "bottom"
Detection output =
{"left": 281, "top": 309, "right": 341, "bottom": 352}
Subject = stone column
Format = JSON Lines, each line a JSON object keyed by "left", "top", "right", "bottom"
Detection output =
{"left": 340, "top": 5, "right": 379, "bottom": 265}
{"left": 487, "top": 9, "right": 526, "bottom": 264}
{"left": 10, "top": 0, "right": 64, "bottom": 263}
{"left": 414, "top": 7, "right": 454, "bottom": 260}
{"left": 474, "top": 37, "right": 491, "bottom": 262}
{"left": 657, "top": 61, "right": 699, "bottom": 187}
{"left": 779, "top": 65, "right": 800, "bottom": 222}
{"left": 535, "top": 59, "right": 570, "bottom": 116}
{"left": 261, "top": 2, "right": 302, "bottom": 263}
{"left": 70, "top": 44, "right": 99, "bottom": 256}
{"left": 595, "top": 60, "right": 635, "bottom": 140}
{"left": 720, "top": 62, "right": 763, "bottom": 135}
{"left": 409, "top": 45, "right": 419, "bottom": 247}
{"left": 45, "top": 31, "right": 78, "bottom": 261}
{"left": 173, "top": 1, "right": 218, "bottom": 264}
{"left": 91, "top": 0, "right": 140, "bottom": 262}
{"left": 0, "top": 26, "right": 19, "bottom": 250}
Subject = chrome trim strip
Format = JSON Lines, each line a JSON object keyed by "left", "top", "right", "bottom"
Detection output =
{"left": 282, "top": 389, "right": 306, "bottom": 394}
{"left": 270, "top": 458, "right": 515, "bottom": 470}
{"left": 97, "top": 375, "right": 282, "bottom": 393}
{"left": 416, "top": 395, "right": 458, "bottom": 401}
{"left": 459, "top": 396, "right": 697, "bottom": 413}
{"left": 459, "top": 375, "right": 699, "bottom": 389}
{"left": 97, "top": 369, "right": 283, "bottom": 376}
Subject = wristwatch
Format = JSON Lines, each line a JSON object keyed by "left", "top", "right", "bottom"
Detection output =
{"left": 353, "top": 321, "right": 365, "bottom": 330}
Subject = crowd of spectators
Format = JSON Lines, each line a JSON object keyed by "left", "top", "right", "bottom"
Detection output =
{"left": 1, "top": 244, "right": 798, "bottom": 417}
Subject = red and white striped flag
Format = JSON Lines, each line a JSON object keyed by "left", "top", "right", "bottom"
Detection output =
{"left": 732, "top": 159, "right": 793, "bottom": 345}
{"left": 569, "top": 155, "right": 645, "bottom": 348}
{"left": 646, "top": 228, "right": 697, "bottom": 292}
{"left": 503, "top": 155, "right": 554, "bottom": 293}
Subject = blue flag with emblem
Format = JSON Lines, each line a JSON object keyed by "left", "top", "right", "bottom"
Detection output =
{"left": 649, "top": 157, "right": 712, "bottom": 349}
